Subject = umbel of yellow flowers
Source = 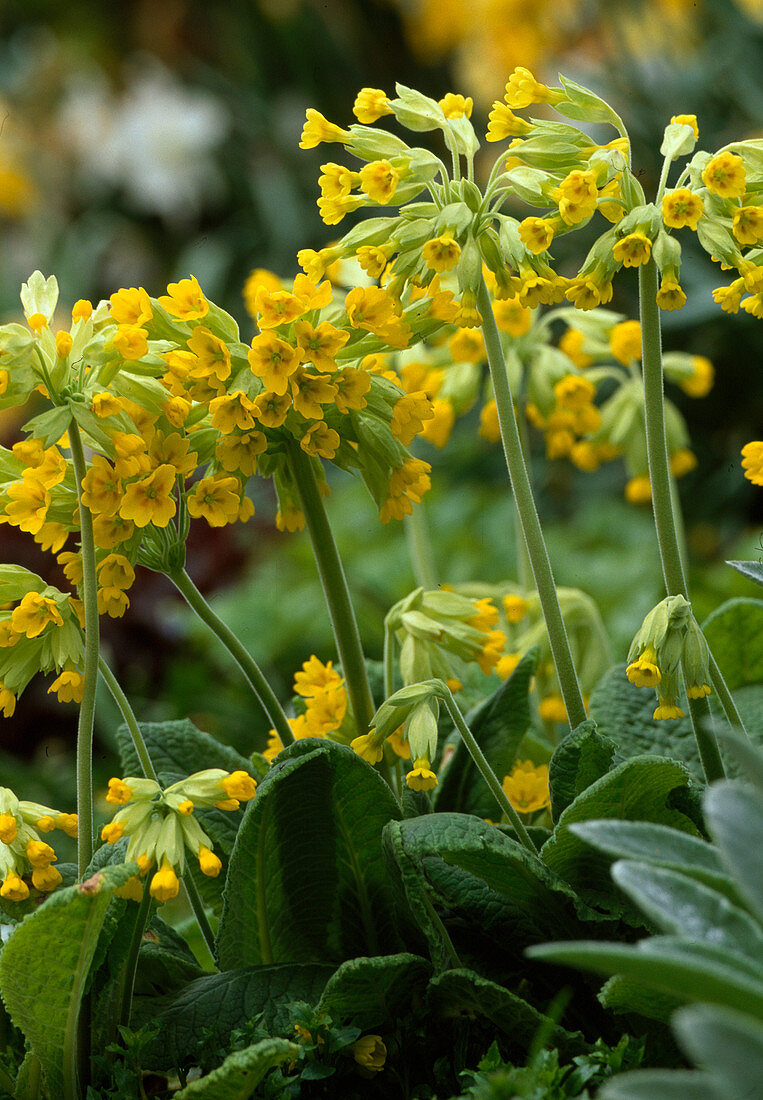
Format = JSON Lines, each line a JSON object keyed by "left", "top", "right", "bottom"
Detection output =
{"left": 0, "top": 786, "right": 77, "bottom": 901}
{"left": 626, "top": 594, "right": 711, "bottom": 720}
{"left": 101, "top": 768, "right": 257, "bottom": 902}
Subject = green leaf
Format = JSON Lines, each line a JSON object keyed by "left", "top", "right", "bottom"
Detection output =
{"left": 541, "top": 756, "right": 699, "bottom": 913}
{"left": 568, "top": 821, "right": 741, "bottom": 906}
{"left": 135, "top": 916, "right": 207, "bottom": 996}
{"left": 217, "top": 739, "right": 403, "bottom": 969}
{"left": 549, "top": 720, "right": 616, "bottom": 821}
{"left": 434, "top": 649, "right": 538, "bottom": 817}
{"left": 611, "top": 860, "right": 763, "bottom": 960}
{"left": 132, "top": 963, "right": 334, "bottom": 1071}
{"left": 316, "top": 953, "right": 432, "bottom": 1029}
{"left": 527, "top": 939, "right": 763, "bottom": 1018}
{"left": 21, "top": 405, "right": 73, "bottom": 448}
{"left": 174, "top": 1038, "right": 298, "bottom": 1099}
{"left": 702, "top": 598, "right": 763, "bottom": 690}
{"left": 598, "top": 973, "right": 684, "bottom": 1023}
{"left": 384, "top": 813, "right": 601, "bottom": 981}
{"left": 599, "top": 1069, "right": 722, "bottom": 1099}
{"left": 673, "top": 1003, "right": 763, "bottom": 1100}
{"left": 115, "top": 718, "right": 255, "bottom": 915}
{"left": 727, "top": 560, "right": 763, "bottom": 589}
{"left": 717, "top": 729, "right": 763, "bottom": 792}
{"left": 704, "top": 781, "right": 763, "bottom": 920}
{"left": 0, "top": 862, "right": 137, "bottom": 1100}
{"left": 426, "top": 969, "right": 582, "bottom": 1058}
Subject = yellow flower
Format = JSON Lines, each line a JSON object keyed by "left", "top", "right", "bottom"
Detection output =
{"left": 248, "top": 331, "right": 302, "bottom": 395}
{"left": 552, "top": 170, "right": 598, "bottom": 226}
{"left": 670, "top": 114, "right": 698, "bottom": 139}
{"left": 255, "top": 288, "right": 306, "bottom": 329}
{"left": 670, "top": 449, "right": 697, "bottom": 478}
{"left": 352, "top": 1034, "right": 387, "bottom": 1071}
{"left": 626, "top": 645, "right": 662, "bottom": 688}
{"left": 538, "top": 695, "right": 568, "bottom": 724}
{"left": 448, "top": 328, "right": 485, "bottom": 363}
{"left": 486, "top": 101, "right": 532, "bottom": 141}
{"left": 11, "top": 593, "right": 64, "bottom": 639}
{"left": 350, "top": 732, "right": 386, "bottom": 765}
{"left": 503, "top": 594, "right": 529, "bottom": 623}
{"left": 742, "top": 441, "right": 763, "bottom": 486}
{"left": 496, "top": 653, "right": 521, "bottom": 679}
{"left": 72, "top": 299, "right": 93, "bottom": 322}
{"left": 656, "top": 277, "right": 687, "bottom": 311}
{"left": 613, "top": 232, "right": 652, "bottom": 268}
{"left": 299, "top": 108, "right": 350, "bottom": 149}
{"left": 186, "top": 326, "right": 231, "bottom": 381}
{"left": 554, "top": 374, "right": 596, "bottom": 410}
{"left": 493, "top": 296, "right": 532, "bottom": 337}
{"left": 119, "top": 465, "right": 177, "bottom": 528}
{"left": 359, "top": 160, "right": 400, "bottom": 204}
{"left": 353, "top": 88, "right": 393, "bottom": 124}
{"left": 701, "top": 151, "right": 746, "bottom": 198}
{"left": 150, "top": 858, "right": 180, "bottom": 902}
{"left": 0, "top": 873, "right": 29, "bottom": 902}
{"left": 653, "top": 701, "right": 685, "bottom": 721}
{"left": 112, "top": 325, "right": 149, "bottom": 361}
{"left": 390, "top": 391, "right": 434, "bottom": 445}
{"left": 301, "top": 422, "right": 340, "bottom": 459}
{"left": 680, "top": 355, "right": 714, "bottom": 398}
{"left": 187, "top": 475, "right": 242, "bottom": 527}
{"left": 243, "top": 268, "right": 282, "bottom": 316}
{"left": 422, "top": 236, "right": 461, "bottom": 273}
{"left": 662, "top": 188, "right": 704, "bottom": 230}
{"left": 732, "top": 206, "right": 763, "bottom": 247}
{"left": 294, "top": 319, "right": 349, "bottom": 373}
{"left": 253, "top": 391, "right": 292, "bottom": 428}
{"left": 504, "top": 66, "right": 562, "bottom": 109}
{"left": 110, "top": 286, "right": 153, "bottom": 326}
{"left": 519, "top": 217, "right": 555, "bottom": 254}
{"left": 476, "top": 399, "right": 498, "bottom": 438}
{"left": 609, "top": 320, "right": 642, "bottom": 365}
{"left": 158, "top": 276, "right": 209, "bottom": 321}
{"left": 334, "top": 367, "right": 371, "bottom": 413}
{"left": 55, "top": 330, "right": 73, "bottom": 358}
{"left": 625, "top": 475, "right": 652, "bottom": 504}
{"left": 419, "top": 399, "right": 455, "bottom": 448}
{"left": 198, "top": 845, "right": 222, "bottom": 877}
{"left": 47, "top": 669, "right": 84, "bottom": 703}
{"left": 502, "top": 760, "right": 550, "bottom": 813}
{"left": 289, "top": 367, "right": 338, "bottom": 420}
{"left": 4, "top": 475, "right": 51, "bottom": 534}
{"left": 439, "top": 92, "right": 472, "bottom": 119}
{"left": 406, "top": 757, "right": 437, "bottom": 792}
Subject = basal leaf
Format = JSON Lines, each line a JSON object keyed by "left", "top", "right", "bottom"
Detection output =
{"left": 599, "top": 1068, "right": 721, "bottom": 1099}
{"left": 673, "top": 1003, "right": 763, "bottom": 1100}
{"left": 541, "top": 757, "right": 699, "bottom": 914}
{"left": 727, "top": 560, "right": 763, "bottom": 589}
{"left": 611, "top": 860, "right": 763, "bottom": 961}
{"left": 316, "top": 954, "right": 432, "bottom": 1029}
{"left": 434, "top": 648, "right": 538, "bottom": 817}
{"left": 702, "top": 597, "right": 763, "bottom": 691}
{"left": 549, "top": 720, "right": 616, "bottom": 821}
{"left": 217, "top": 739, "right": 403, "bottom": 969}
{"left": 132, "top": 964, "right": 334, "bottom": 1071}
{"left": 598, "top": 973, "right": 683, "bottom": 1023}
{"left": 174, "top": 1038, "right": 298, "bottom": 1099}
{"left": 0, "top": 862, "right": 136, "bottom": 1100}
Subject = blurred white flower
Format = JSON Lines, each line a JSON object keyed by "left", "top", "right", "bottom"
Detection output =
{"left": 58, "top": 57, "right": 230, "bottom": 222}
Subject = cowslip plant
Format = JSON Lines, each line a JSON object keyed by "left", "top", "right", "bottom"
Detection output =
{"left": 0, "top": 66, "right": 759, "bottom": 1099}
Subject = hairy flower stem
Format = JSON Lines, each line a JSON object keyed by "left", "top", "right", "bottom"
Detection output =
{"left": 638, "top": 260, "right": 727, "bottom": 782}
{"left": 441, "top": 687, "right": 536, "bottom": 852}
{"left": 288, "top": 443, "right": 376, "bottom": 738}
{"left": 476, "top": 276, "right": 587, "bottom": 729}
{"left": 515, "top": 407, "right": 536, "bottom": 593}
{"left": 69, "top": 421, "right": 98, "bottom": 876}
{"left": 168, "top": 568, "right": 294, "bottom": 749}
{"left": 404, "top": 504, "right": 439, "bottom": 590}
{"left": 98, "top": 657, "right": 218, "bottom": 963}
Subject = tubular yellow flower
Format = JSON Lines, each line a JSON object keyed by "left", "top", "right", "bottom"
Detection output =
{"left": 519, "top": 217, "right": 556, "bottom": 254}
{"left": 554, "top": 374, "right": 596, "bottom": 410}
{"left": 248, "top": 331, "right": 302, "bottom": 395}
{"left": 150, "top": 858, "right": 180, "bottom": 902}
{"left": 48, "top": 669, "right": 84, "bottom": 703}
{"left": 105, "top": 778, "right": 134, "bottom": 805}
{"left": 625, "top": 475, "right": 652, "bottom": 504}
{"left": 419, "top": 399, "right": 455, "bottom": 448}
{"left": 353, "top": 88, "right": 393, "bottom": 124}
{"left": 112, "top": 325, "right": 149, "bottom": 361}
{"left": 732, "top": 206, "right": 763, "bottom": 247}
{"left": 670, "top": 114, "right": 699, "bottom": 139}
{"left": 0, "top": 813, "right": 17, "bottom": 844}
{"left": 12, "top": 593, "right": 64, "bottom": 639}
{"left": 350, "top": 732, "right": 386, "bottom": 764}
{"left": 300, "top": 422, "right": 340, "bottom": 459}
{"left": 422, "top": 236, "right": 461, "bottom": 273}
{"left": 613, "top": 232, "right": 652, "bottom": 268}
{"left": 299, "top": 108, "right": 350, "bottom": 149}
{"left": 670, "top": 449, "right": 697, "bottom": 478}
{"left": 220, "top": 771, "right": 258, "bottom": 801}
{"left": 609, "top": 320, "right": 642, "bottom": 365}
{"left": 158, "top": 276, "right": 209, "bottom": 321}
{"left": 406, "top": 757, "right": 437, "bottom": 792}
{"left": 390, "top": 391, "right": 434, "bottom": 445}
{"left": 352, "top": 1034, "right": 387, "bottom": 1071}
{"left": 187, "top": 475, "right": 242, "bottom": 527}
{"left": 0, "top": 873, "right": 29, "bottom": 902}
{"left": 701, "top": 151, "right": 746, "bottom": 198}
{"left": 742, "top": 441, "right": 763, "bottom": 486}
{"left": 502, "top": 760, "right": 550, "bottom": 813}
{"left": 72, "top": 298, "right": 93, "bottom": 322}
{"left": 653, "top": 701, "right": 685, "bottom": 721}
{"left": 110, "top": 286, "right": 153, "bottom": 326}
{"left": 439, "top": 92, "right": 472, "bottom": 119}
{"left": 359, "top": 160, "right": 400, "bottom": 204}
{"left": 503, "top": 594, "right": 530, "bottom": 623}
{"left": 538, "top": 695, "right": 568, "bottom": 723}
{"left": 493, "top": 296, "right": 532, "bottom": 337}
{"left": 662, "top": 189, "right": 704, "bottom": 230}
{"left": 119, "top": 465, "right": 177, "bottom": 528}
{"left": 552, "top": 170, "right": 598, "bottom": 226}
{"left": 32, "top": 865, "right": 62, "bottom": 892}
{"left": 656, "top": 276, "right": 687, "bottom": 311}
{"left": 680, "top": 355, "right": 714, "bottom": 398}
{"left": 486, "top": 101, "right": 532, "bottom": 141}
{"left": 55, "top": 330, "right": 73, "bottom": 358}
{"left": 626, "top": 645, "right": 662, "bottom": 687}
{"left": 198, "top": 845, "right": 222, "bottom": 877}
{"left": 504, "top": 66, "right": 562, "bottom": 109}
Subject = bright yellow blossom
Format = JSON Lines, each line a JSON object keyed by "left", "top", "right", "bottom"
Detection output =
{"left": 119, "top": 465, "right": 177, "bottom": 528}
{"left": 158, "top": 276, "right": 209, "bottom": 321}
{"left": 502, "top": 760, "right": 550, "bottom": 813}
{"left": 187, "top": 476, "right": 242, "bottom": 527}
{"left": 701, "top": 151, "right": 746, "bottom": 198}
{"left": 662, "top": 189, "right": 704, "bottom": 230}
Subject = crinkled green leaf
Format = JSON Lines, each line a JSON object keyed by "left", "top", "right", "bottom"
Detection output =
{"left": 0, "top": 862, "right": 137, "bottom": 1100}
{"left": 426, "top": 969, "right": 582, "bottom": 1058}
{"left": 702, "top": 597, "right": 763, "bottom": 691}
{"left": 704, "top": 781, "right": 763, "bottom": 921}
{"left": 174, "top": 1037, "right": 298, "bottom": 1099}
{"left": 21, "top": 405, "right": 72, "bottom": 448}
{"left": 317, "top": 953, "right": 432, "bottom": 1029}
{"left": 611, "top": 860, "right": 763, "bottom": 961}
{"left": 549, "top": 720, "right": 616, "bottom": 822}
{"left": 527, "top": 938, "right": 763, "bottom": 1018}
{"left": 434, "top": 648, "right": 538, "bottom": 817}
{"left": 541, "top": 756, "right": 699, "bottom": 914}
{"left": 727, "top": 560, "right": 763, "bottom": 589}
{"left": 598, "top": 973, "right": 683, "bottom": 1023}
{"left": 217, "top": 739, "right": 403, "bottom": 969}
{"left": 132, "top": 963, "right": 334, "bottom": 1071}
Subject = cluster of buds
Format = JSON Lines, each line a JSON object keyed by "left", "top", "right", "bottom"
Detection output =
{"left": 626, "top": 594, "right": 711, "bottom": 719}
{"left": 0, "top": 566, "right": 84, "bottom": 718}
{"left": 100, "top": 768, "right": 256, "bottom": 902}
{"left": 264, "top": 655, "right": 350, "bottom": 759}
{"left": 352, "top": 679, "right": 448, "bottom": 791}
{"left": 0, "top": 786, "right": 77, "bottom": 901}
{"left": 351, "top": 588, "right": 506, "bottom": 789}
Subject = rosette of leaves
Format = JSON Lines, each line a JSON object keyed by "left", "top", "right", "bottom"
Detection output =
{"left": 529, "top": 734, "right": 763, "bottom": 1099}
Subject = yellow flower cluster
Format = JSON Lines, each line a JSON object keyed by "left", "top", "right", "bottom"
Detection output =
{"left": 0, "top": 786, "right": 77, "bottom": 901}
{"left": 626, "top": 595, "right": 711, "bottom": 719}
{"left": 741, "top": 441, "right": 763, "bottom": 485}
{"left": 264, "top": 655, "right": 349, "bottom": 760}
{"left": 100, "top": 768, "right": 256, "bottom": 902}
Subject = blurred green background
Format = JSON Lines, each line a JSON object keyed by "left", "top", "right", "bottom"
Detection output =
{"left": 1, "top": 0, "right": 762, "bottom": 821}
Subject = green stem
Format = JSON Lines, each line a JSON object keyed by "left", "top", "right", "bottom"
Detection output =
{"left": 98, "top": 658, "right": 157, "bottom": 781}
{"left": 638, "top": 260, "right": 726, "bottom": 783}
{"left": 515, "top": 404, "right": 534, "bottom": 592}
{"left": 404, "top": 503, "right": 439, "bottom": 589}
{"left": 287, "top": 443, "right": 376, "bottom": 737}
{"left": 182, "top": 872, "right": 217, "bottom": 967}
{"left": 119, "top": 887, "right": 152, "bottom": 1029}
{"left": 168, "top": 568, "right": 294, "bottom": 749}
{"left": 69, "top": 420, "right": 98, "bottom": 876}
{"left": 441, "top": 688, "right": 536, "bottom": 853}
{"left": 476, "top": 276, "right": 586, "bottom": 729}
